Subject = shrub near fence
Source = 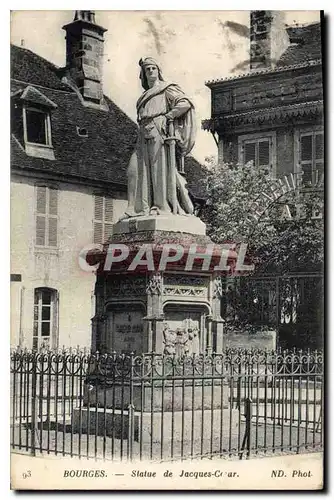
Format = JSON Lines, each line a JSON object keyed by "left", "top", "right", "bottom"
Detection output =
{"left": 10, "top": 348, "right": 323, "bottom": 462}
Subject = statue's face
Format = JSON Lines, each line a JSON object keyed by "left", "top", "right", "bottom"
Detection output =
{"left": 144, "top": 64, "right": 159, "bottom": 86}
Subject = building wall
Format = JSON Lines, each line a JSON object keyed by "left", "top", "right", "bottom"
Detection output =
{"left": 220, "top": 123, "right": 321, "bottom": 177}
{"left": 211, "top": 66, "right": 323, "bottom": 119}
{"left": 10, "top": 174, "right": 127, "bottom": 349}
{"left": 212, "top": 62, "right": 323, "bottom": 176}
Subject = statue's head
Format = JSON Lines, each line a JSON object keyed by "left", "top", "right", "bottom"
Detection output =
{"left": 139, "top": 57, "right": 164, "bottom": 90}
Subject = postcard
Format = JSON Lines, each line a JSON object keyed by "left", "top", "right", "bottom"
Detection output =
{"left": 10, "top": 9, "right": 324, "bottom": 490}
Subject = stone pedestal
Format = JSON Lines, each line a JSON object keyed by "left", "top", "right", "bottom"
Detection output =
{"left": 92, "top": 215, "right": 235, "bottom": 355}
{"left": 113, "top": 214, "right": 206, "bottom": 236}
{"left": 72, "top": 407, "right": 239, "bottom": 444}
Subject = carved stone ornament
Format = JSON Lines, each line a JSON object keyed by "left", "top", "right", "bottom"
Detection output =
{"left": 164, "top": 275, "right": 208, "bottom": 287}
{"left": 164, "top": 286, "right": 206, "bottom": 297}
{"left": 213, "top": 276, "right": 223, "bottom": 299}
{"left": 146, "top": 273, "right": 163, "bottom": 295}
{"left": 163, "top": 274, "right": 208, "bottom": 297}
{"left": 162, "top": 319, "right": 200, "bottom": 356}
{"left": 107, "top": 276, "right": 146, "bottom": 297}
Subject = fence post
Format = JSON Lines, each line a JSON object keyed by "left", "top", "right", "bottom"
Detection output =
{"left": 239, "top": 396, "right": 252, "bottom": 460}
{"left": 127, "top": 352, "right": 135, "bottom": 461}
{"left": 236, "top": 362, "right": 242, "bottom": 410}
{"left": 127, "top": 403, "right": 135, "bottom": 461}
{"left": 245, "top": 397, "right": 252, "bottom": 458}
{"left": 31, "top": 355, "right": 37, "bottom": 457}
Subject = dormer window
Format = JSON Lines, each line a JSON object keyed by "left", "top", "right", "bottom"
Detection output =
{"left": 11, "top": 85, "right": 57, "bottom": 160}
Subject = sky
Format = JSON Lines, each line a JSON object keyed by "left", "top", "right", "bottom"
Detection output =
{"left": 10, "top": 10, "right": 320, "bottom": 163}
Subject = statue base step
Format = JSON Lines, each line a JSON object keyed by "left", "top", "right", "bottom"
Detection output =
{"left": 113, "top": 214, "right": 206, "bottom": 236}
{"left": 72, "top": 407, "right": 239, "bottom": 444}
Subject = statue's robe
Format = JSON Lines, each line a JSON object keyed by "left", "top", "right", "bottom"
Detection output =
{"left": 124, "top": 82, "right": 196, "bottom": 217}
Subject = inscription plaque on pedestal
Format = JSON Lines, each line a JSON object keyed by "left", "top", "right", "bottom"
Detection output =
{"left": 109, "top": 310, "right": 144, "bottom": 354}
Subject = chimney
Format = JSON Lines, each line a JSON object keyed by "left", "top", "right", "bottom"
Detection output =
{"left": 62, "top": 11, "right": 107, "bottom": 104}
{"left": 250, "top": 11, "right": 290, "bottom": 71}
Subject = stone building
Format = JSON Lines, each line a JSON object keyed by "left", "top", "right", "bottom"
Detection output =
{"left": 203, "top": 11, "right": 324, "bottom": 349}
{"left": 203, "top": 13, "right": 323, "bottom": 183}
{"left": 10, "top": 11, "right": 205, "bottom": 350}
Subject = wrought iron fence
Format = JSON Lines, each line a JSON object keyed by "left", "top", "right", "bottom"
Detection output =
{"left": 10, "top": 348, "right": 323, "bottom": 462}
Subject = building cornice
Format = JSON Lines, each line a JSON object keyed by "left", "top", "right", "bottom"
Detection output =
{"left": 202, "top": 100, "right": 323, "bottom": 131}
{"left": 11, "top": 165, "right": 128, "bottom": 194}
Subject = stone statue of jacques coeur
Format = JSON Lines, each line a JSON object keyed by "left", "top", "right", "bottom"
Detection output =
{"left": 121, "top": 57, "right": 196, "bottom": 219}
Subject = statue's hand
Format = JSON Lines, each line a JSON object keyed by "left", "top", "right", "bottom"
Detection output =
{"left": 165, "top": 112, "right": 174, "bottom": 122}
{"left": 160, "top": 115, "right": 168, "bottom": 137}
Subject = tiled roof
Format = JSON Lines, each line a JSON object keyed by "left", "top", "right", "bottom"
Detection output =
{"left": 11, "top": 80, "right": 138, "bottom": 189}
{"left": 205, "top": 22, "right": 322, "bottom": 87}
{"left": 205, "top": 60, "right": 321, "bottom": 87}
{"left": 11, "top": 44, "right": 206, "bottom": 198}
{"left": 277, "top": 22, "right": 322, "bottom": 67}
{"left": 11, "top": 44, "right": 69, "bottom": 91}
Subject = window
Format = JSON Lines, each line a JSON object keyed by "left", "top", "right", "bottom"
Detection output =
{"left": 238, "top": 132, "right": 276, "bottom": 177}
{"left": 24, "top": 106, "right": 52, "bottom": 146}
{"left": 298, "top": 130, "right": 324, "bottom": 186}
{"left": 25, "top": 108, "right": 48, "bottom": 145}
{"left": 76, "top": 126, "right": 88, "bottom": 137}
{"left": 35, "top": 186, "right": 58, "bottom": 248}
{"left": 33, "top": 288, "right": 58, "bottom": 350}
{"left": 93, "top": 195, "right": 114, "bottom": 244}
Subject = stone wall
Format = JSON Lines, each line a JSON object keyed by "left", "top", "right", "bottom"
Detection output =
{"left": 224, "top": 329, "right": 277, "bottom": 351}
{"left": 10, "top": 174, "right": 127, "bottom": 349}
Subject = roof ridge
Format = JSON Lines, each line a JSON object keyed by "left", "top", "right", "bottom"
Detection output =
{"left": 286, "top": 21, "right": 321, "bottom": 29}
{"left": 11, "top": 43, "right": 61, "bottom": 72}
{"left": 11, "top": 78, "right": 74, "bottom": 94}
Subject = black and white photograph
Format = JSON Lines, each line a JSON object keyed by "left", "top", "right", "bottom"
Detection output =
{"left": 9, "top": 8, "right": 324, "bottom": 490}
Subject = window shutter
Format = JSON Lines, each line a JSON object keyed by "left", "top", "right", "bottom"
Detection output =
{"left": 105, "top": 197, "right": 114, "bottom": 222}
{"left": 36, "top": 215, "right": 46, "bottom": 246}
{"left": 94, "top": 222, "right": 103, "bottom": 244}
{"left": 48, "top": 217, "right": 57, "bottom": 247}
{"left": 300, "top": 133, "right": 314, "bottom": 186}
{"left": 49, "top": 188, "right": 58, "bottom": 215}
{"left": 244, "top": 142, "right": 256, "bottom": 165}
{"left": 300, "top": 134, "right": 313, "bottom": 161}
{"left": 94, "top": 195, "right": 114, "bottom": 243}
{"left": 94, "top": 196, "right": 104, "bottom": 221}
{"left": 104, "top": 223, "right": 113, "bottom": 240}
{"left": 36, "top": 187, "right": 58, "bottom": 247}
{"left": 258, "top": 139, "right": 270, "bottom": 167}
{"left": 36, "top": 186, "right": 46, "bottom": 214}
{"left": 315, "top": 133, "right": 324, "bottom": 160}
{"left": 315, "top": 133, "right": 324, "bottom": 182}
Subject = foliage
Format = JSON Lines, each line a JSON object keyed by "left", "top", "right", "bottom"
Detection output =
{"left": 201, "top": 157, "right": 324, "bottom": 275}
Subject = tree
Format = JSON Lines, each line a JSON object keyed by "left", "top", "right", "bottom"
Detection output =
{"left": 201, "top": 158, "right": 324, "bottom": 275}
